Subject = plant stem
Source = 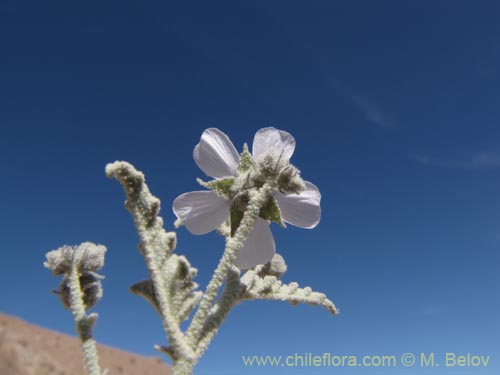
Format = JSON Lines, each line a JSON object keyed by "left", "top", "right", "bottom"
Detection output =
{"left": 194, "top": 266, "right": 242, "bottom": 358}
{"left": 67, "top": 266, "right": 102, "bottom": 375}
{"left": 143, "top": 239, "right": 196, "bottom": 362}
{"left": 172, "top": 357, "right": 196, "bottom": 375}
{"left": 186, "top": 184, "right": 273, "bottom": 354}
{"left": 106, "top": 161, "right": 195, "bottom": 361}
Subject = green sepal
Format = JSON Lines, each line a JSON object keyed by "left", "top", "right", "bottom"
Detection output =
{"left": 197, "top": 177, "right": 234, "bottom": 199}
{"left": 230, "top": 208, "right": 245, "bottom": 236}
{"left": 238, "top": 145, "right": 257, "bottom": 173}
{"left": 259, "top": 196, "right": 285, "bottom": 227}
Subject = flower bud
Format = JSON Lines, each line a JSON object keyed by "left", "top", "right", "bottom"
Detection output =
{"left": 44, "top": 242, "right": 107, "bottom": 275}
{"left": 56, "top": 272, "right": 104, "bottom": 310}
{"left": 278, "top": 165, "right": 306, "bottom": 195}
{"left": 257, "top": 253, "right": 288, "bottom": 278}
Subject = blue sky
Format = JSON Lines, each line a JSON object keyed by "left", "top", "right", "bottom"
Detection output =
{"left": 1, "top": 1, "right": 499, "bottom": 374}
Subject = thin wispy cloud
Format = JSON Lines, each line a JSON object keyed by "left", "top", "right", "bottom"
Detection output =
{"left": 345, "top": 90, "right": 396, "bottom": 128}
{"left": 413, "top": 152, "right": 500, "bottom": 170}
{"left": 327, "top": 78, "right": 396, "bottom": 128}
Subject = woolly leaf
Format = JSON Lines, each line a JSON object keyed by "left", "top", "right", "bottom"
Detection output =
{"left": 237, "top": 146, "right": 256, "bottom": 173}
{"left": 259, "top": 196, "right": 284, "bottom": 227}
{"left": 241, "top": 269, "right": 338, "bottom": 316}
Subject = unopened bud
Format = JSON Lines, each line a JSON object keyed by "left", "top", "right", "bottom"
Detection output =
{"left": 44, "top": 243, "right": 106, "bottom": 275}
{"left": 258, "top": 253, "right": 288, "bottom": 278}
{"left": 278, "top": 165, "right": 306, "bottom": 194}
{"left": 56, "top": 272, "right": 104, "bottom": 310}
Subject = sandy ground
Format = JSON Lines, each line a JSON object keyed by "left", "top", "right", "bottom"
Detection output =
{"left": 0, "top": 313, "right": 171, "bottom": 375}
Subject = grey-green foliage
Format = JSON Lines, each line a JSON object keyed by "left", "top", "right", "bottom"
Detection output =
{"left": 44, "top": 243, "right": 106, "bottom": 311}
{"left": 130, "top": 254, "right": 203, "bottom": 324}
{"left": 45, "top": 242, "right": 106, "bottom": 276}
{"left": 105, "top": 160, "right": 338, "bottom": 374}
{"left": 44, "top": 243, "right": 107, "bottom": 375}
{"left": 45, "top": 146, "right": 337, "bottom": 375}
{"left": 241, "top": 269, "right": 338, "bottom": 315}
{"left": 105, "top": 161, "right": 197, "bottom": 363}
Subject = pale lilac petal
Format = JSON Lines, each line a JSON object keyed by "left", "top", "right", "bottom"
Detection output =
{"left": 234, "top": 218, "right": 276, "bottom": 270}
{"left": 252, "top": 127, "right": 296, "bottom": 161}
{"left": 273, "top": 181, "right": 321, "bottom": 229}
{"left": 173, "top": 191, "right": 230, "bottom": 235}
{"left": 193, "top": 128, "right": 239, "bottom": 179}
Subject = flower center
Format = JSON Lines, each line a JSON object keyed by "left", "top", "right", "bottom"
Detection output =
{"left": 255, "top": 148, "right": 289, "bottom": 178}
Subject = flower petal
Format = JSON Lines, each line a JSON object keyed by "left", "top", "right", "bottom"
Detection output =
{"left": 252, "top": 127, "right": 296, "bottom": 161}
{"left": 193, "top": 128, "right": 239, "bottom": 179}
{"left": 173, "top": 191, "right": 230, "bottom": 235}
{"left": 234, "top": 218, "right": 276, "bottom": 270}
{"left": 273, "top": 181, "right": 321, "bottom": 229}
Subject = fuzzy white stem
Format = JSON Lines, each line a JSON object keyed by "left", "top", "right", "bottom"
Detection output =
{"left": 106, "top": 161, "right": 195, "bottom": 362}
{"left": 194, "top": 266, "right": 242, "bottom": 358}
{"left": 144, "top": 244, "right": 196, "bottom": 362}
{"left": 172, "top": 269, "right": 243, "bottom": 375}
{"left": 186, "top": 184, "right": 273, "bottom": 352}
{"left": 67, "top": 266, "right": 103, "bottom": 375}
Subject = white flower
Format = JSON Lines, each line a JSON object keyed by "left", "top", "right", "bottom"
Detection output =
{"left": 173, "top": 127, "right": 321, "bottom": 269}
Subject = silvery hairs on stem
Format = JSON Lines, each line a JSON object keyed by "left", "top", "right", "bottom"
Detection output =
{"left": 44, "top": 242, "right": 107, "bottom": 375}
{"left": 45, "top": 127, "right": 337, "bottom": 375}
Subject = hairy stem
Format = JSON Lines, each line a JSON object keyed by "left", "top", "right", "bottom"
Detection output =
{"left": 67, "top": 266, "right": 103, "bottom": 375}
{"left": 195, "top": 266, "right": 243, "bottom": 358}
{"left": 106, "top": 161, "right": 195, "bottom": 362}
{"left": 172, "top": 357, "right": 196, "bottom": 375}
{"left": 186, "top": 184, "right": 273, "bottom": 352}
